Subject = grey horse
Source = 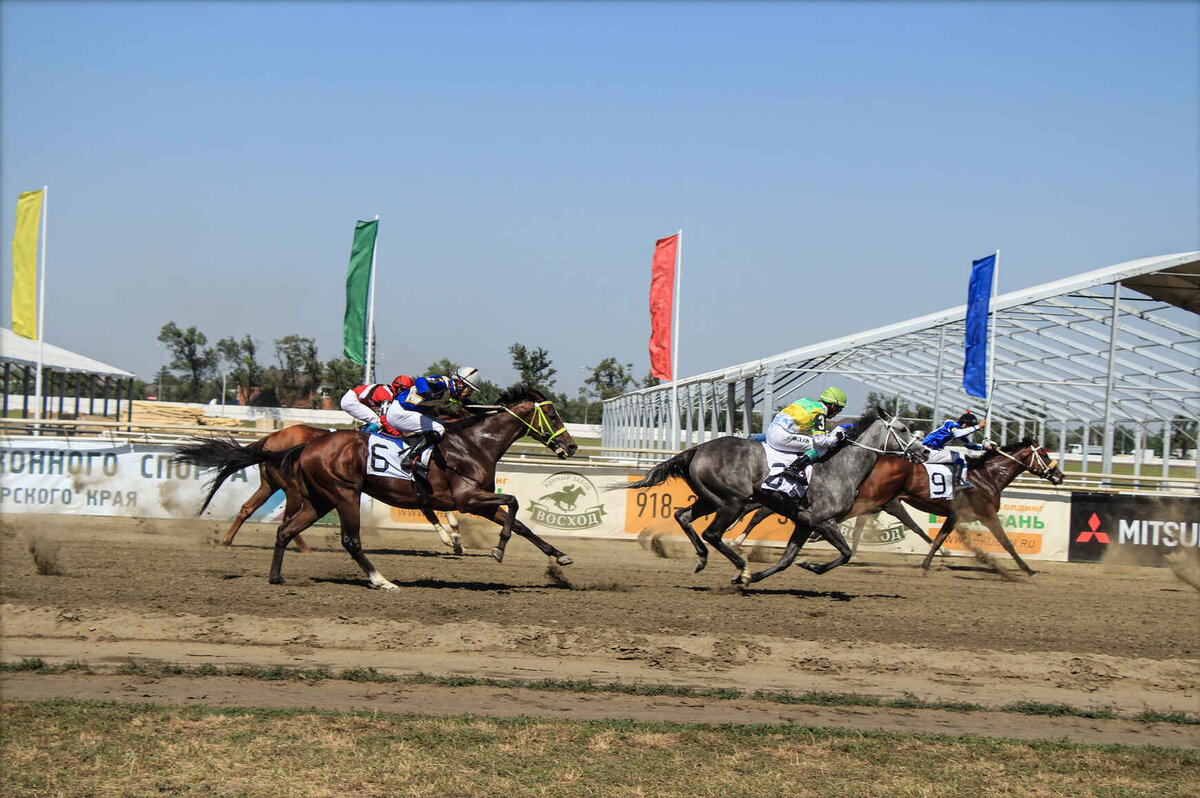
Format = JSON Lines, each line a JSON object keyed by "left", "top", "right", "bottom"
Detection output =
{"left": 624, "top": 407, "right": 928, "bottom": 585}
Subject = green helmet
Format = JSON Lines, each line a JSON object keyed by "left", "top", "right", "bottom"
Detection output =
{"left": 819, "top": 387, "right": 847, "bottom": 407}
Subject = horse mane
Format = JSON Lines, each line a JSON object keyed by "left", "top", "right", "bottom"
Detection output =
{"left": 843, "top": 406, "right": 885, "bottom": 442}
{"left": 442, "top": 383, "right": 550, "bottom": 432}
{"left": 976, "top": 437, "right": 1038, "bottom": 461}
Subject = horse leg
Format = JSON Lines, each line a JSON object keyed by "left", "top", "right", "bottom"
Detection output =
{"left": 446, "top": 511, "right": 463, "bottom": 555}
{"left": 796, "top": 519, "right": 853, "bottom": 574}
{"left": 849, "top": 514, "right": 869, "bottom": 557}
{"left": 268, "top": 500, "right": 323, "bottom": 585}
{"left": 278, "top": 483, "right": 314, "bottom": 554}
{"left": 979, "top": 511, "right": 1036, "bottom": 577}
{"left": 423, "top": 508, "right": 459, "bottom": 552}
{"left": 883, "top": 499, "right": 938, "bottom": 550}
{"left": 337, "top": 495, "right": 399, "bottom": 590}
{"left": 484, "top": 501, "right": 572, "bottom": 566}
{"left": 699, "top": 505, "right": 751, "bottom": 584}
{"left": 747, "top": 526, "right": 809, "bottom": 583}
{"left": 921, "top": 514, "right": 958, "bottom": 570}
{"left": 223, "top": 477, "right": 272, "bottom": 546}
{"left": 732, "top": 505, "right": 772, "bottom": 547}
{"left": 674, "top": 498, "right": 716, "bottom": 574}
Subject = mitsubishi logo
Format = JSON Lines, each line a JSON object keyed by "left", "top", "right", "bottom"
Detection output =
{"left": 1076, "top": 512, "right": 1110, "bottom": 544}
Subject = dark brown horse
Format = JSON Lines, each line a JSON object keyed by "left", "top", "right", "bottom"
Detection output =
{"left": 175, "top": 386, "right": 577, "bottom": 589}
{"left": 221, "top": 424, "right": 464, "bottom": 555}
{"left": 735, "top": 439, "right": 1063, "bottom": 576}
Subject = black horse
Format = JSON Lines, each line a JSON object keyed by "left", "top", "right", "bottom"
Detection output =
{"left": 624, "top": 407, "right": 928, "bottom": 585}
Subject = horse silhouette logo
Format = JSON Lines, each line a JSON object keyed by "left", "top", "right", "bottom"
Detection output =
{"left": 539, "top": 484, "right": 586, "bottom": 511}
{"left": 529, "top": 472, "right": 605, "bottom": 530}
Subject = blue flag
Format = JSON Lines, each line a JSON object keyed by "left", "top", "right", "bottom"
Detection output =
{"left": 963, "top": 253, "right": 995, "bottom": 398}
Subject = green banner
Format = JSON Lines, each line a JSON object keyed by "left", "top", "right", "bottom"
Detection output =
{"left": 343, "top": 219, "right": 378, "bottom": 365}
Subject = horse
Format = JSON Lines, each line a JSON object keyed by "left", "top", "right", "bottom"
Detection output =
{"left": 733, "top": 438, "right": 1064, "bottom": 576}
{"left": 221, "top": 424, "right": 464, "bottom": 555}
{"left": 623, "top": 407, "right": 927, "bottom": 585}
{"left": 174, "top": 385, "right": 577, "bottom": 589}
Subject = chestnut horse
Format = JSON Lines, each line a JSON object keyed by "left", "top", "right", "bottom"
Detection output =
{"left": 175, "top": 386, "right": 576, "bottom": 589}
{"left": 735, "top": 439, "right": 1063, "bottom": 576}
{"left": 221, "top": 424, "right": 464, "bottom": 555}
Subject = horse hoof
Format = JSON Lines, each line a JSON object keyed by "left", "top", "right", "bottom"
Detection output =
{"left": 693, "top": 559, "right": 708, "bottom": 574}
{"left": 555, "top": 555, "right": 574, "bottom": 566}
{"left": 491, "top": 548, "right": 505, "bottom": 563}
{"left": 453, "top": 543, "right": 464, "bottom": 556}
{"left": 269, "top": 576, "right": 285, "bottom": 585}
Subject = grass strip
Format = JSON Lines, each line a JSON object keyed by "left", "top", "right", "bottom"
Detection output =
{"left": 5, "top": 657, "right": 1197, "bottom": 726}
{"left": 3, "top": 698, "right": 1198, "bottom": 798}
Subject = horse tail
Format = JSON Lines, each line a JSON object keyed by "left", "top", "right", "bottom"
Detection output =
{"left": 622, "top": 448, "right": 698, "bottom": 490}
{"left": 172, "top": 437, "right": 292, "bottom": 516}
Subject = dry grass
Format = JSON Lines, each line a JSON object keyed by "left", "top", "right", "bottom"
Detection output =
{"left": 3, "top": 700, "right": 1197, "bottom": 797}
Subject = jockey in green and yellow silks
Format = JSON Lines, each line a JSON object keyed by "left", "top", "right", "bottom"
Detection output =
{"left": 766, "top": 386, "right": 850, "bottom": 486}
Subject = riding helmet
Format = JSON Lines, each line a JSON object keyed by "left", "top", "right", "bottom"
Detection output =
{"left": 958, "top": 411, "right": 979, "bottom": 427}
{"left": 456, "top": 366, "right": 481, "bottom": 392}
{"left": 819, "top": 386, "right": 848, "bottom": 408}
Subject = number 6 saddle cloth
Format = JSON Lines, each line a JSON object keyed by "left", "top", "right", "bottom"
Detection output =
{"left": 364, "top": 433, "right": 434, "bottom": 481}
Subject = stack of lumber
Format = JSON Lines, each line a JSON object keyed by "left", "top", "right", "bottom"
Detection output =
{"left": 130, "top": 401, "right": 242, "bottom": 428}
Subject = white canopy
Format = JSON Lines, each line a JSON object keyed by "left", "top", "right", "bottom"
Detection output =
{"left": 1, "top": 328, "right": 135, "bottom": 378}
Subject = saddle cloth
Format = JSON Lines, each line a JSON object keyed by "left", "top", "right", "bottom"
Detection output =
{"left": 923, "top": 463, "right": 959, "bottom": 499}
{"left": 365, "top": 433, "right": 433, "bottom": 480}
{"left": 759, "top": 442, "right": 808, "bottom": 502}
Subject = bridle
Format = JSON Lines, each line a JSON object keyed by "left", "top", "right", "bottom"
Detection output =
{"left": 504, "top": 400, "right": 568, "bottom": 445}
{"left": 986, "top": 442, "right": 1060, "bottom": 483}
{"left": 846, "top": 416, "right": 925, "bottom": 461}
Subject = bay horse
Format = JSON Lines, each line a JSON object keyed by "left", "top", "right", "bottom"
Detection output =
{"left": 221, "top": 425, "right": 464, "bottom": 555}
{"left": 734, "top": 438, "right": 1063, "bottom": 576}
{"left": 624, "top": 408, "right": 927, "bottom": 585}
{"left": 174, "top": 386, "right": 577, "bottom": 589}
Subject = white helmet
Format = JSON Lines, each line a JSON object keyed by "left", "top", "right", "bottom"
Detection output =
{"left": 456, "top": 366, "right": 481, "bottom": 392}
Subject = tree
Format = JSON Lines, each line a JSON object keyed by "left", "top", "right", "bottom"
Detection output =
{"left": 584, "top": 357, "right": 634, "bottom": 400}
{"left": 640, "top": 372, "right": 661, "bottom": 389}
{"left": 216, "top": 335, "right": 263, "bottom": 405}
{"left": 273, "top": 335, "right": 322, "bottom": 407}
{"left": 323, "top": 357, "right": 363, "bottom": 399}
{"left": 158, "top": 322, "right": 218, "bottom": 402}
{"left": 508, "top": 343, "right": 557, "bottom": 389}
{"left": 424, "top": 358, "right": 460, "bottom": 376}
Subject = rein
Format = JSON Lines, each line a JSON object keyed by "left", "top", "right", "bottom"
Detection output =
{"left": 846, "top": 419, "right": 920, "bottom": 456}
{"left": 984, "top": 443, "right": 1058, "bottom": 482}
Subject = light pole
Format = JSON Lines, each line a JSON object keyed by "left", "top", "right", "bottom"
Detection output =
{"left": 579, "top": 367, "right": 590, "bottom": 425}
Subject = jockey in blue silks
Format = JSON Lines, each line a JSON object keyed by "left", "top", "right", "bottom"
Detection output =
{"left": 922, "top": 410, "right": 989, "bottom": 490}
{"left": 380, "top": 367, "right": 482, "bottom": 474}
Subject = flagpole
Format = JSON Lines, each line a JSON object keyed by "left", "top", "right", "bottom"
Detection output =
{"left": 364, "top": 214, "right": 379, "bottom": 383}
{"left": 983, "top": 248, "right": 999, "bottom": 436}
{"left": 33, "top": 186, "right": 48, "bottom": 425}
{"left": 670, "top": 228, "right": 682, "bottom": 449}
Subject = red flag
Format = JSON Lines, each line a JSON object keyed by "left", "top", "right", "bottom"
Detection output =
{"left": 649, "top": 234, "right": 678, "bottom": 380}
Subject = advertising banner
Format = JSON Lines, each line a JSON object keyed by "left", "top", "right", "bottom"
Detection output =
{"left": 0, "top": 438, "right": 262, "bottom": 519}
{"left": 1068, "top": 492, "right": 1200, "bottom": 566}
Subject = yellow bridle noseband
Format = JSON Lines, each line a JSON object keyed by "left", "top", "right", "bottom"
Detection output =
{"left": 504, "top": 400, "right": 568, "bottom": 444}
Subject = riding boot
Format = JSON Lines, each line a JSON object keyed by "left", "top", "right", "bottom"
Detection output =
{"left": 400, "top": 430, "right": 443, "bottom": 474}
{"left": 781, "top": 453, "right": 814, "bottom": 509}
{"left": 782, "top": 452, "right": 813, "bottom": 483}
{"left": 951, "top": 462, "right": 973, "bottom": 491}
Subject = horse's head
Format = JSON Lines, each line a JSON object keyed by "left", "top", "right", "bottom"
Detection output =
{"left": 1019, "top": 440, "right": 1064, "bottom": 485}
{"left": 853, "top": 407, "right": 928, "bottom": 463}
{"left": 500, "top": 385, "right": 578, "bottom": 459}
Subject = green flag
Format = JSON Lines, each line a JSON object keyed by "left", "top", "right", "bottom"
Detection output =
{"left": 343, "top": 219, "right": 378, "bottom": 365}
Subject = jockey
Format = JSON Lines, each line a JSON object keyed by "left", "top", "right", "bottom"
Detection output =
{"left": 384, "top": 366, "right": 482, "bottom": 473}
{"left": 922, "top": 410, "right": 988, "bottom": 490}
{"left": 766, "top": 386, "right": 852, "bottom": 490}
{"left": 338, "top": 374, "right": 415, "bottom": 432}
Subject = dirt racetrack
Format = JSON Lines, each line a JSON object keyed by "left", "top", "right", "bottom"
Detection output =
{"left": 2, "top": 513, "right": 1198, "bottom": 748}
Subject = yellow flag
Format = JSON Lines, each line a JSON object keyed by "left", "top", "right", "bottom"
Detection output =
{"left": 11, "top": 189, "right": 44, "bottom": 339}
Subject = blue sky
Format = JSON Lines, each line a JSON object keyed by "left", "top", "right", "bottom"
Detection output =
{"left": 3, "top": 1, "right": 1197, "bottom": 403}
